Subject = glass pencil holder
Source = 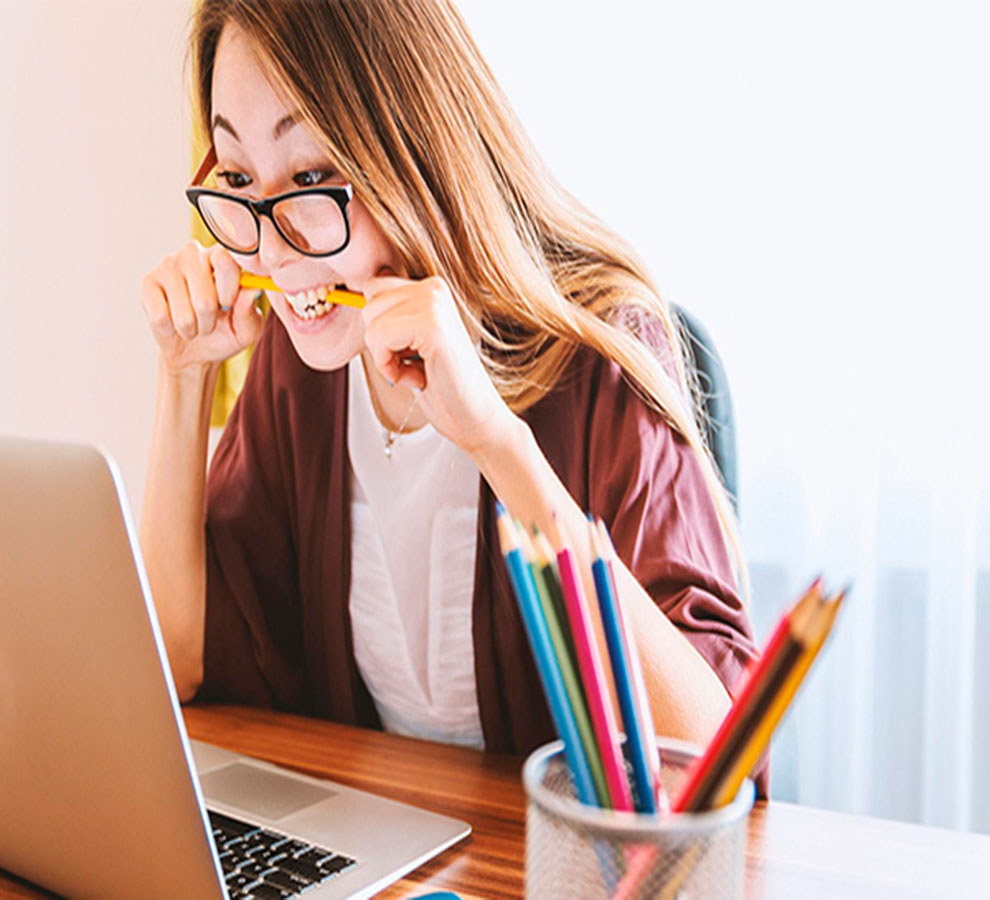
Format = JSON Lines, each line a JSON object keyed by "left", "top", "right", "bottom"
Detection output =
{"left": 523, "top": 737, "right": 754, "bottom": 900}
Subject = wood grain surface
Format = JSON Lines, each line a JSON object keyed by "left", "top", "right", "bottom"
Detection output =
{"left": 2, "top": 703, "right": 989, "bottom": 899}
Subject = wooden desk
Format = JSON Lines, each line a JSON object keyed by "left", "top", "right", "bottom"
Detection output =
{"left": 2, "top": 704, "right": 988, "bottom": 899}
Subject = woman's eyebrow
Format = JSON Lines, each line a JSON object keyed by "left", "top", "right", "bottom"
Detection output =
{"left": 211, "top": 112, "right": 300, "bottom": 142}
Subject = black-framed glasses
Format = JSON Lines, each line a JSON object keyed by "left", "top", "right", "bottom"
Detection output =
{"left": 185, "top": 145, "right": 353, "bottom": 257}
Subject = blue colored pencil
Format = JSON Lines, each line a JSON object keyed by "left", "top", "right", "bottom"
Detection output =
{"left": 596, "top": 518, "right": 668, "bottom": 815}
{"left": 588, "top": 516, "right": 659, "bottom": 814}
{"left": 495, "top": 505, "right": 598, "bottom": 806}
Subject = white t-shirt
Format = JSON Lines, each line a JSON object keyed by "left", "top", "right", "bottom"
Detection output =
{"left": 346, "top": 355, "right": 484, "bottom": 748}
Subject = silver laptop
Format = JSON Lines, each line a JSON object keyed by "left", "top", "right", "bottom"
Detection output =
{"left": 0, "top": 436, "right": 470, "bottom": 900}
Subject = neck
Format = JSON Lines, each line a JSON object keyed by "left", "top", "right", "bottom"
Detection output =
{"left": 359, "top": 350, "right": 429, "bottom": 433}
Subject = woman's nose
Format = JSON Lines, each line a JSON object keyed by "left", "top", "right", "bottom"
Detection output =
{"left": 256, "top": 216, "right": 300, "bottom": 271}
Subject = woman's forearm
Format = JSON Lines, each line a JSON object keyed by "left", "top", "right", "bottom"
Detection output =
{"left": 472, "top": 414, "right": 731, "bottom": 747}
{"left": 139, "top": 357, "right": 220, "bottom": 702}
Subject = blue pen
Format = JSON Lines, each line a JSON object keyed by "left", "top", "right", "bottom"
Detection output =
{"left": 495, "top": 505, "right": 598, "bottom": 806}
{"left": 589, "top": 515, "right": 658, "bottom": 814}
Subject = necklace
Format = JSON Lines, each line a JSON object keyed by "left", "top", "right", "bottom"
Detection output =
{"left": 360, "top": 354, "right": 420, "bottom": 460}
{"left": 382, "top": 393, "right": 419, "bottom": 461}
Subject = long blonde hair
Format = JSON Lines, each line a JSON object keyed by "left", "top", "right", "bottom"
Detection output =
{"left": 189, "top": 0, "right": 748, "bottom": 597}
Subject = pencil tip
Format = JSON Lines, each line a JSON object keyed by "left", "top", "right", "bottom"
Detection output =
{"left": 495, "top": 500, "right": 506, "bottom": 517}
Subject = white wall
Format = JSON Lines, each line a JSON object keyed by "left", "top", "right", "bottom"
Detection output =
{"left": 0, "top": 0, "right": 192, "bottom": 515}
{"left": 456, "top": 0, "right": 989, "bottom": 473}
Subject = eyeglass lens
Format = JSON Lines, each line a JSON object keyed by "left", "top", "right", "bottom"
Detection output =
{"left": 197, "top": 193, "right": 348, "bottom": 255}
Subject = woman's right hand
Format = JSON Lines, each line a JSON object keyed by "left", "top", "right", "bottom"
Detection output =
{"left": 140, "top": 240, "right": 264, "bottom": 373}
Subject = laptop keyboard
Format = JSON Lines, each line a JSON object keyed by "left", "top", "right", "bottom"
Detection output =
{"left": 208, "top": 809, "right": 357, "bottom": 899}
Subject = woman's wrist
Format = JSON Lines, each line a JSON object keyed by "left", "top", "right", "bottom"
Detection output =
{"left": 158, "top": 354, "right": 221, "bottom": 386}
{"left": 468, "top": 406, "right": 531, "bottom": 487}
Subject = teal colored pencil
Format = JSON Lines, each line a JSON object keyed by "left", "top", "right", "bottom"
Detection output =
{"left": 518, "top": 525, "right": 610, "bottom": 808}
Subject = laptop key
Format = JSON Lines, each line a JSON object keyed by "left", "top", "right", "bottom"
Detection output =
{"left": 226, "top": 872, "right": 262, "bottom": 892}
{"left": 279, "top": 839, "right": 310, "bottom": 857}
{"left": 257, "top": 830, "right": 289, "bottom": 848}
{"left": 228, "top": 845, "right": 256, "bottom": 864}
{"left": 209, "top": 811, "right": 259, "bottom": 838}
{"left": 277, "top": 857, "right": 325, "bottom": 884}
{"left": 245, "top": 885, "right": 291, "bottom": 900}
{"left": 264, "top": 870, "right": 309, "bottom": 893}
{"left": 295, "top": 848, "right": 334, "bottom": 866}
{"left": 239, "top": 860, "right": 276, "bottom": 881}
{"left": 320, "top": 855, "right": 357, "bottom": 876}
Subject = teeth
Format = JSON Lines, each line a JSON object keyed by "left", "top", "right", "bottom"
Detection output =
{"left": 292, "top": 297, "right": 333, "bottom": 322}
{"left": 284, "top": 283, "right": 341, "bottom": 320}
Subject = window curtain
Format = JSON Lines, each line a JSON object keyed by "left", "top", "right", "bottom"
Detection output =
{"left": 742, "top": 431, "right": 990, "bottom": 834}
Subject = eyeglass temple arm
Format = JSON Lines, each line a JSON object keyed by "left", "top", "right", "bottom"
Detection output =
{"left": 191, "top": 144, "right": 217, "bottom": 187}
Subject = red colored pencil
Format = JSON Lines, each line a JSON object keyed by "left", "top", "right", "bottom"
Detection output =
{"left": 671, "top": 577, "right": 824, "bottom": 813}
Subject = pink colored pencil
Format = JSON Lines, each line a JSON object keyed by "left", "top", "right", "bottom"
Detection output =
{"left": 556, "top": 544, "right": 635, "bottom": 812}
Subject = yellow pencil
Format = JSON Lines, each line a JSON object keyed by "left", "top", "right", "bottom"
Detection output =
{"left": 238, "top": 272, "right": 366, "bottom": 309}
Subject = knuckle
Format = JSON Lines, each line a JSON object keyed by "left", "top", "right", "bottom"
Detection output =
{"left": 152, "top": 312, "right": 172, "bottom": 332}
{"left": 172, "top": 312, "right": 194, "bottom": 336}
{"left": 161, "top": 255, "right": 180, "bottom": 278}
{"left": 178, "top": 240, "right": 200, "bottom": 261}
{"left": 425, "top": 277, "right": 448, "bottom": 308}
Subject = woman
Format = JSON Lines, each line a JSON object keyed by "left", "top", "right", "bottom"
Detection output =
{"left": 140, "top": 0, "right": 764, "bottom": 790}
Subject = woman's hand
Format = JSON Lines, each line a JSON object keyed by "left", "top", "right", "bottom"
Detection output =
{"left": 140, "top": 240, "right": 264, "bottom": 374}
{"left": 361, "top": 269, "right": 516, "bottom": 458}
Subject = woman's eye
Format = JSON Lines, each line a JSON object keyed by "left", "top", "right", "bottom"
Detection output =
{"left": 294, "top": 169, "right": 335, "bottom": 187}
{"left": 217, "top": 170, "right": 250, "bottom": 190}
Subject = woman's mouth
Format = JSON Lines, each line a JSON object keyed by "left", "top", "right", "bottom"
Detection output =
{"left": 283, "top": 282, "right": 349, "bottom": 320}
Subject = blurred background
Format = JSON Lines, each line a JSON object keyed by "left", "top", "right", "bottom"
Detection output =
{"left": 1, "top": 0, "right": 987, "bottom": 832}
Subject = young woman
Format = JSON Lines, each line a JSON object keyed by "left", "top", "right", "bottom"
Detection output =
{"left": 139, "top": 0, "right": 765, "bottom": 792}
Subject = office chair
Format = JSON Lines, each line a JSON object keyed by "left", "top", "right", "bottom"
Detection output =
{"left": 672, "top": 305, "right": 738, "bottom": 512}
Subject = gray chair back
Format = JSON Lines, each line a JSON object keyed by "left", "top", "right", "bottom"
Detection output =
{"left": 672, "top": 305, "right": 738, "bottom": 511}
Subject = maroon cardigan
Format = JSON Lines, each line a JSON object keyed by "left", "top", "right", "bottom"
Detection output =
{"left": 197, "top": 313, "right": 769, "bottom": 796}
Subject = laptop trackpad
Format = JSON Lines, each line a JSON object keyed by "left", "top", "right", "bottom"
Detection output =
{"left": 200, "top": 762, "right": 335, "bottom": 821}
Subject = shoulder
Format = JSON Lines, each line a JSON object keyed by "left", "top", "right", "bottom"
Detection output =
{"left": 519, "top": 307, "right": 687, "bottom": 504}
{"left": 528, "top": 305, "right": 681, "bottom": 433}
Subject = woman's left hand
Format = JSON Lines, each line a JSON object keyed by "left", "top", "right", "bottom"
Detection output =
{"left": 361, "top": 269, "right": 515, "bottom": 458}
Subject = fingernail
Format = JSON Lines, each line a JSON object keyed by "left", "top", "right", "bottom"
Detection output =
{"left": 385, "top": 379, "right": 394, "bottom": 388}
{"left": 411, "top": 385, "right": 422, "bottom": 394}
{"left": 220, "top": 304, "right": 231, "bottom": 312}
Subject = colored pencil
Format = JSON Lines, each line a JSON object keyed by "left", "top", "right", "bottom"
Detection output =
{"left": 615, "top": 582, "right": 844, "bottom": 900}
{"left": 672, "top": 580, "right": 844, "bottom": 813}
{"left": 494, "top": 506, "right": 597, "bottom": 806}
{"left": 710, "top": 588, "right": 846, "bottom": 808}
{"left": 518, "top": 526, "right": 610, "bottom": 808}
{"left": 589, "top": 517, "right": 660, "bottom": 814}
{"left": 672, "top": 578, "right": 824, "bottom": 813}
{"left": 531, "top": 530, "right": 579, "bottom": 675}
{"left": 553, "top": 536, "right": 635, "bottom": 813}
{"left": 595, "top": 518, "right": 668, "bottom": 815}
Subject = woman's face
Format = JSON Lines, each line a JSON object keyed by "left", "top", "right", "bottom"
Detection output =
{"left": 210, "top": 22, "right": 402, "bottom": 371}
